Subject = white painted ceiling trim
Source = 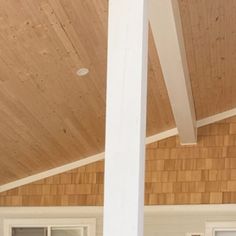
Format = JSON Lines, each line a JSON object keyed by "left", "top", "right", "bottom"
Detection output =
{"left": 0, "top": 129, "right": 176, "bottom": 193}
{"left": 0, "top": 108, "right": 236, "bottom": 193}
{"left": 0, "top": 152, "right": 105, "bottom": 193}
{"left": 149, "top": 0, "right": 197, "bottom": 145}
{"left": 145, "top": 128, "right": 178, "bottom": 144}
{"left": 196, "top": 107, "right": 236, "bottom": 127}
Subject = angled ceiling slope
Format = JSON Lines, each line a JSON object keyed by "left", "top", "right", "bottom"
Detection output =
{"left": 0, "top": 0, "right": 174, "bottom": 185}
{"left": 0, "top": 0, "right": 236, "bottom": 188}
{"left": 178, "top": 0, "right": 236, "bottom": 119}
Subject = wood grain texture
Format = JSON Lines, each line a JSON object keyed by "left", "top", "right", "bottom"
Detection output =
{"left": 0, "top": 0, "right": 174, "bottom": 185}
{"left": 2, "top": 116, "right": 236, "bottom": 206}
{"left": 2, "top": 0, "right": 236, "bottom": 190}
{"left": 179, "top": 0, "right": 236, "bottom": 119}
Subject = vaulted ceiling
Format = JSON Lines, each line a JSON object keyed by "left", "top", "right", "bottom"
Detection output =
{"left": 0, "top": 0, "right": 236, "bottom": 186}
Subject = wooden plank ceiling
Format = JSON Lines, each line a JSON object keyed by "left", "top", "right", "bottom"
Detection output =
{"left": 0, "top": 0, "right": 236, "bottom": 185}
{"left": 179, "top": 0, "right": 236, "bottom": 119}
{"left": 0, "top": 0, "right": 174, "bottom": 185}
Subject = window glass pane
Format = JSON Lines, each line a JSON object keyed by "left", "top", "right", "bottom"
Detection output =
{"left": 12, "top": 228, "right": 47, "bottom": 236}
{"left": 51, "top": 227, "right": 84, "bottom": 236}
{"left": 216, "top": 231, "right": 236, "bottom": 236}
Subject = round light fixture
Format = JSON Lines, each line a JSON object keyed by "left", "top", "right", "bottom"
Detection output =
{"left": 77, "top": 68, "right": 89, "bottom": 77}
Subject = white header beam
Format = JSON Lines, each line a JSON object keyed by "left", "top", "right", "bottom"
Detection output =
{"left": 103, "top": 0, "right": 148, "bottom": 235}
{"left": 149, "top": 0, "right": 197, "bottom": 145}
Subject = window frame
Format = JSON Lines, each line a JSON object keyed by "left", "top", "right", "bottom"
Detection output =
{"left": 205, "top": 222, "right": 236, "bottom": 236}
{"left": 4, "top": 218, "right": 96, "bottom": 236}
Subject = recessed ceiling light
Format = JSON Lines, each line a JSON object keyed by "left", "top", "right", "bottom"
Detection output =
{"left": 77, "top": 68, "right": 89, "bottom": 77}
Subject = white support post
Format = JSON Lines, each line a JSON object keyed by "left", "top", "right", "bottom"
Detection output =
{"left": 103, "top": 0, "right": 148, "bottom": 235}
{"left": 149, "top": 0, "right": 197, "bottom": 145}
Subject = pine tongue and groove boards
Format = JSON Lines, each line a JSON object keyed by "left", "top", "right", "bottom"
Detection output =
{"left": 179, "top": 0, "right": 236, "bottom": 119}
{"left": 0, "top": 0, "right": 174, "bottom": 184}
{"left": 0, "top": 0, "right": 107, "bottom": 184}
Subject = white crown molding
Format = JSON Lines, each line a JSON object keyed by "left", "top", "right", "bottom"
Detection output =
{"left": 1, "top": 108, "right": 236, "bottom": 193}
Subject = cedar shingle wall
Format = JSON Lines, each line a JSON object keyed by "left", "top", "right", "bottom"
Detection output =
{"left": 1, "top": 117, "right": 236, "bottom": 206}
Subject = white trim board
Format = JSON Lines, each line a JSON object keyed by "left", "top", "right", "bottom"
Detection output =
{"left": 145, "top": 128, "right": 178, "bottom": 144}
{"left": 0, "top": 128, "right": 178, "bottom": 193}
{"left": 1, "top": 108, "right": 236, "bottom": 193}
{"left": 0, "top": 152, "right": 105, "bottom": 193}
{"left": 196, "top": 107, "right": 236, "bottom": 127}
{"left": 1, "top": 204, "right": 236, "bottom": 215}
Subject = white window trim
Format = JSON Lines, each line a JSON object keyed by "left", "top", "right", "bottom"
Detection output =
{"left": 205, "top": 222, "right": 236, "bottom": 236}
{"left": 4, "top": 218, "right": 96, "bottom": 236}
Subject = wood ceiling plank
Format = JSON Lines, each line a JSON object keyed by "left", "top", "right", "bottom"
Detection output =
{"left": 0, "top": 0, "right": 174, "bottom": 185}
{"left": 179, "top": 0, "right": 236, "bottom": 119}
{"left": 0, "top": 0, "right": 105, "bottom": 152}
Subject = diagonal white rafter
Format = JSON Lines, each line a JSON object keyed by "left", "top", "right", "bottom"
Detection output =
{"left": 149, "top": 0, "right": 197, "bottom": 145}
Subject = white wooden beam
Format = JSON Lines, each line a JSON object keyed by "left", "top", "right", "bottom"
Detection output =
{"left": 149, "top": 0, "right": 197, "bottom": 145}
{"left": 103, "top": 0, "right": 148, "bottom": 235}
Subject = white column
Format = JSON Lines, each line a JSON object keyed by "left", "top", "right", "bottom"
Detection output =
{"left": 103, "top": 0, "right": 148, "bottom": 235}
